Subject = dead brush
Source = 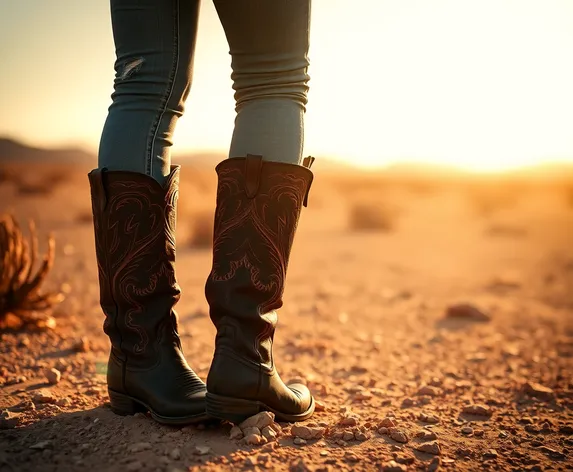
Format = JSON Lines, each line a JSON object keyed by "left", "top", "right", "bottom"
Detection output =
{"left": 348, "top": 200, "right": 396, "bottom": 232}
{"left": 0, "top": 214, "right": 63, "bottom": 330}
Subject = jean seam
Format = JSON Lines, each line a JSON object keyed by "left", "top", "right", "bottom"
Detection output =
{"left": 146, "top": 0, "right": 181, "bottom": 177}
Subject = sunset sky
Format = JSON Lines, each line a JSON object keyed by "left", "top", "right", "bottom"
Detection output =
{"left": 1, "top": 0, "right": 573, "bottom": 171}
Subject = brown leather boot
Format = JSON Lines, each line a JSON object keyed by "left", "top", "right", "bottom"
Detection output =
{"left": 204, "top": 155, "right": 316, "bottom": 424}
{"left": 88, "top": 166, "right": 207, "bottom": 425}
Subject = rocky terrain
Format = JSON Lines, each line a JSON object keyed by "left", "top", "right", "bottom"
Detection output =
{"left": 0, "top": 161, "right": 572, "bottom": 471}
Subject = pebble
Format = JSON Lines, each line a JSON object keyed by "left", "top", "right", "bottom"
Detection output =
{"left": 244, "top": 434, "right": 265, "bottom": 446}
{"left": 193, "top": 446, "right": 211, "bottom": 455}
{"left": 428, "top": 457, "right": 441, "bottom": 472}
{"left": 56, "top": 397, "right": 72, "bottom": 407}
{"left": 445, "top": 303, "right": 490, "bottom": 321}
{"left": 126, "top": 461, "right": 142, "bottom": 471}
{"left": 461, "top": 426, "right": 473, "bottom": 435}
{"left": 417, "top": 385, "right": 440, "bottom": 397}
{"left": 229, "top": 425, "right": 243, "bottom": 440}
{"left": 293, "top": 437, "right": 307, "bottom": 445}
{"left": 401, "top": 398, "right": 414, "bottom": 408}
{"left": 419, "top": 413, "right": 440, "bottom": 424}
{"left": 415, "top": 441, "right": 441, "bottom": 455}
{"left": 315, "top": 400, "right": 326, "bottom": 412}
{"left": 128, "top": 442, "right": 151, "bottom": 453}
{"left": 382, "top": 460, "right": 407, "bottom": 472}
{"left": 30, "top": 440, "right": 53, "bottom": 450}
{"left": 379, "top": 417, "right": 396, "bottom": 428}
{"left": 239, "top": 411, "right": 275, "bottom": 430}
{"left": 462, "top": 404, "right": 492, "bottom": 417}
{"left": 262, "top": 426, "right": 277, "bottom": 441}
{"left": 73, "top": 337, "right": 91, "bottom": 352}
{"left": 33, "top": 390, "right": 57, "bottom": 404}
{"left": 482, "top": 449, "right": 498, "bottom": 460}
{"left": 390, "top": 430, "right": 409, "bottom": 444}
{"left": 340, "top": 415, "right": 359, "bottom": 426}
{"left": 522, "top": 382, "right": 554, "bottom": 400}
{"left": 342, "top": 431, "right": 355, "bottom": 441}
{"left": 45, "top": 368, "right": 61, "bottom": 385}
{"left": 291, "top": 425, "right": 325, "bottom": 440}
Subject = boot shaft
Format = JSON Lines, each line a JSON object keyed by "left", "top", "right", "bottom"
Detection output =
{"left": 205, "top": 156, "right": 314, "bottom": 367}
{"left": 88, "top": 167, "right": 181, "bottom": 363}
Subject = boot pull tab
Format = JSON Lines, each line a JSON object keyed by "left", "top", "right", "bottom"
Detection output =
{"left": 302, "top": 156, "right": 315, "bottom": 169}
{"left": 245, "top": 154, "right": 263, "bottom": 198}
{"left": 90, "top": 168, "right": 108, "bottom": 211}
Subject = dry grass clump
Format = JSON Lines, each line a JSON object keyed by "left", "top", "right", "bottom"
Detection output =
{"left": 0, "top": 215, "right": 63, "bottom": 330}
{"left": 348, "top": 201, "right": 396, "bottom": 232}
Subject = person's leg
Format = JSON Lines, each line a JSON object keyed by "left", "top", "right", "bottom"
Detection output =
{"left": 214, "top": 0, "right": 311, "bottom": 165}
{"left": 99, "top": 0, "right": 200, "bottom": 184}
{"left": 89, "top": 0, "right": 207, "bottom": 425}
{"left": 205, "top": 0, "right": 315, "bottom": 424}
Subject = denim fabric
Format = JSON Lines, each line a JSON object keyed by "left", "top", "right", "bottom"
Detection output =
{"left": 99, "top": 0, "right": 311, "bottom": 184}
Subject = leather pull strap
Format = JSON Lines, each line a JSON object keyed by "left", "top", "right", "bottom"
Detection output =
{"left": 302, "top": 156, "right": 315, "bottom": 169}
{"left": 245, "top": 154, "right": 263, "bottom": 198}
{"left": 90, "top": 168, "right": 108, "bottom": 211}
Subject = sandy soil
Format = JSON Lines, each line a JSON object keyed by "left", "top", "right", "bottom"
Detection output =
{"left": 0, "top": 162, "right": 572, "bottom": 472}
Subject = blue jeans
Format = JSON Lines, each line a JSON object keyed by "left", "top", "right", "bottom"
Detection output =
{"left": 99, "top": 0, "right": 311, "bottom": 184}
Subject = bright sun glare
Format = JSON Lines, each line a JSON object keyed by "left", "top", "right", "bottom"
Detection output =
{"left": 1, "top": 0, "right": 573, "bottom": 172}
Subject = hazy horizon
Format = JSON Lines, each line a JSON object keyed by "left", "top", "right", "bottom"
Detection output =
{"left": 2, "top": 0, "right": 573, "bottom": 171}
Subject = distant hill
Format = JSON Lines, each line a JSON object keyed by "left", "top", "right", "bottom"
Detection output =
{"left": 0, "top": 137, "right": 95, "bottom": 164}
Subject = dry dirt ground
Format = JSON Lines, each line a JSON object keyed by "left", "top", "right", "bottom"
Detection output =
{"left": 0, "top": 162, "right": 572, "bottom": 472}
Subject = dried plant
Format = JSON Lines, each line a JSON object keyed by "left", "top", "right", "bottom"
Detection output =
{"left": 0, "top": 214, "right": 63, "bottom": 330}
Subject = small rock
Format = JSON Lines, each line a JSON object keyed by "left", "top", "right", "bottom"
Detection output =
{"left": 129, "top": 442, "right": 151, "bottom": 453}
{"left": 461, "top": 426, "right": 473, "bottom": 435}
{"left": 30, "top": 440, "right": 53, "bottom": 450}
{"left": 474, "top": 429, "right": 485, "bottom": 437}
{"left": 0, "top": 410, "right": 23, "bottom": 429}
{"left": 415, "top": 441, "right": 441, "bottom": 455}
{"left": 229, "top": 425, "right": 243, "bottom": 440}
{"left": 245, "top": 456, "right": 257, "bottom": 467}
{"left": 419, "top": 413, "right": 440, "bottom": 424}
{"left": 401, "top": 398, "right": 414, "bottom": 408}
{"left": 559, "top": 425, "right": 573, "bottom": 435}
{"left": 33, "top": 390, "right": 57, "bottom": 404}
{"left": 244, "top": 434, "right": 265, "bottom": 446}
{"left": 291, "top": 424, "right": 325, "bottom": 440}
{"left": 462, "top": 404, "right": 492, "bottom": 417}
{"left": 483, "top": 449, "right": 498, "bottom": 460}
{"left": 417, "top": 385, "right": 440, "bottom": 397}
{"left": 56, "top": 397, "right": 72, "bottom": 407}
{"left": 445, "top": 303, "right": 490, "bottom": 321}
{"left": 522, "top": 382, "right": 554, "bottom": 400}
{"left": 342, "top": 431, "right": 355, "bottom": 441}
{"left": 315, "top": 400, "right": 326, "bottom": 412}
{"left": 390, "top": 430, "right": 409, "bottom": 444}
{"left": 170, "top": 448, "right": 181, "bottom": 460}
{"left": 45, "top": 368, "right": 61, "bottom": 385}
{"left": 239, "top": 411, "right": 275, "bottom": 430}
{"left": 379, "top": 417, "right": 396, "bottom": 428}
{"left": 340, "top": 415, "right": 359, "bottom": 426}
{"left": 126, "top": 461, "right": 142, "bottom": 472}
{"left": 378, "top": 427, "right": 389, "bottom": 435}
{"left": 355, "top": 431, "right": 369, "bottom": 441}
{"left": 194, "top": 446, "right": 211, "bottom": 455}
{"left": 293, "top": 437, "right": 307, "bottom": 445}
{"left": 243, "top": 426, "right": 261, "bottom": 437}
{"left": 428, "top": 457, "right": 441, "bottom": 472}
{"left": 261, "top": 426, "right": 277, "bottom": 441}
{"left": 73, "top": 337, "right": 90, "bottom": 352}
{"left": 382, "top": 460, "right": 407, "bottom": 472}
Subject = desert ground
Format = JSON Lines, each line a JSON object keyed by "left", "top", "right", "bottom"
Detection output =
{"left": 0, "top": 158, "right": 572, "bottom": 472}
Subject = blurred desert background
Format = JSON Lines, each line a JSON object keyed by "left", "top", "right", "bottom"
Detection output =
{"left": 1, "top": 1, "right": 573, "bottom": 471}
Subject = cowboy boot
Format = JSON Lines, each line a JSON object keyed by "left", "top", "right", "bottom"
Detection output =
{"left": 88, "top": 166, "right": 207, "bottom": 425}
{"left": 204, "top": 155, "right": 316, "bottom": 424}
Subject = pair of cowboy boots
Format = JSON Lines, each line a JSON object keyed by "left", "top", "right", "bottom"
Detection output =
{"left": 88, "top": 155, "right": 315, "bottom": 425}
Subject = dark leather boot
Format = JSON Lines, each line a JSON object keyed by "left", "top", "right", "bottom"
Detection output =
{"left": 88, "top": 166, "right": 207, "bottom": 425}
{"left": 205, "top": 155, "right": 316, "bottom": 424}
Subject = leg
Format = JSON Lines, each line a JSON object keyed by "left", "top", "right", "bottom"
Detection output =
{"left": 89, "top": 0, "right": 207, "bottom": 425}
{"left": 205, "top": 1, "right": 316, "bottom": 423}
{"left": 99, "top": 0, "right": 200, "bottom": 184}
{"left": 214, "top": 0, "right": 311, "bottom": 165}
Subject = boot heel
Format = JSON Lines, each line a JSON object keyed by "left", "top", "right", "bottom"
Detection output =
{"left": 206, "top": 392, "right": 261, "bottom": 424}
{"left": 108, "top": 389, "right": 145, "bottom": 416}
